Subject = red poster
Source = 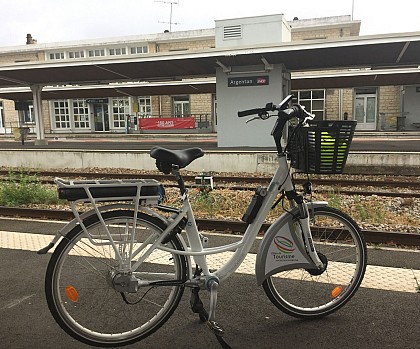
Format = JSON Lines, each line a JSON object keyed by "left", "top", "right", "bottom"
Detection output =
{"left": 139, "top": 117, "right": 195, "bottom": 130}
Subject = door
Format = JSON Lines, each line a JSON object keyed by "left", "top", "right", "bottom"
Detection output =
{"left": 173, "top": 96, "right": 190, "bottom": 117}
{"left": 93, "top": 103, "right": 109, "bottom": 131}
{"left": 354, "top": 94, "right": 377, "bottom": 130}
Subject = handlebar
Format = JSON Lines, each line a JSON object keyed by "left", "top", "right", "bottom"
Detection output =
{"left": 237, "top": 95, "right": 315, "bottom": 154}
{"left": 237, "top": 102, "right": 314, "bottom": 121}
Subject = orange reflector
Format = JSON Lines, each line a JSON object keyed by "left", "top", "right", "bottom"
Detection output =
{"left": 331, "top": 286, "right": 343, "bottom": 298}
{"left": 65, "top": 286, "right": 79, "bottom": 302}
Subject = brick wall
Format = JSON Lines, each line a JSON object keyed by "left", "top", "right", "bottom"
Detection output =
{"left": 2, "top": 99, "right": 17, "bottom": 128}
{"left": 0, "top": 51, "right": 43, "bottom": 64}
{"left": 292, "top": 27, "right": 353, "bottom": 41}
{"left": 379, "top": 86, "right": 401, "bottom": 130}
{"left": 324, "top": 88, "right": 353, "bottom": 120}
{"left": 156, "top": 38, "right": 214, "bottom": 53}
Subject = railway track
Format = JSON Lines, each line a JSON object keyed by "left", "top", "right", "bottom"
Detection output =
{"left": 1, "top": 170, "right": 419, "bottom": 198}
{"left": 1, "top": 206, "right": 419, "bottom": 247}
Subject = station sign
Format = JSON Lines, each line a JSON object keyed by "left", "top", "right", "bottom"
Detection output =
{"left": 228, "top": 76, "right": 269, "bottom": 87}
{"left": 86, "top": 98, "right": 109, "bottom": 104}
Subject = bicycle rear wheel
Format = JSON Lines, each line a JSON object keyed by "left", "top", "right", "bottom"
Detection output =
{"left": 262, "top": 206, "right": 367, "bottom": 319}
{"left": 45, "top": 210, "right": 187, "bottom": 347}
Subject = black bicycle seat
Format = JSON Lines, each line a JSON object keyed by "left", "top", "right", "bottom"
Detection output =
{"left": 150, "top": 146, "right": 204, "bottom": 169}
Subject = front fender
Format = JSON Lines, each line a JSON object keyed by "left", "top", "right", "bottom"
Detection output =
{"left": 255, "top": 201, "right": 327, "bottom": 285}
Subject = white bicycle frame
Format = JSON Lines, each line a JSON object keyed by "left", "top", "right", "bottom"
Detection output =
{"left": 126, "top": 153, "right": 324, "bottom": 283}
{"left": 45, "top": 101, "right": 325, "bottom": 285}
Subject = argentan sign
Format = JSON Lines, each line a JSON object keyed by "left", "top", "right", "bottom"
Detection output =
{"left": 228, "top": 76, "right": 269, "bottom": 87}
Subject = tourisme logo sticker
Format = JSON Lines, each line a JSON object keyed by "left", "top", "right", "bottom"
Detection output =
{"left": 273, "top": 236, "right": 295, "bottom": 254}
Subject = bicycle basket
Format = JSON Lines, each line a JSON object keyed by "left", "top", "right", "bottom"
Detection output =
{"left": 288, "top": 120, "right": 357, "bottom": 174}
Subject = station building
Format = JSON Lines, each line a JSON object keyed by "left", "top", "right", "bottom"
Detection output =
{"left": 0, "top": 14, "right": 419, "bottom": 137}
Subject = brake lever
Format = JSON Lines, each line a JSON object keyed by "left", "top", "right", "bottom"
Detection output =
{"left": 246, "top": 116, "right": 260, "bottom": 124}
{"left": 301, "top": 106, "right": 315, "bottom": 123}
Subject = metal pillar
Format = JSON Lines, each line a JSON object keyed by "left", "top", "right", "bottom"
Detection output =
{"left": 31, "top": 85, "right": 48, "bottom": 145}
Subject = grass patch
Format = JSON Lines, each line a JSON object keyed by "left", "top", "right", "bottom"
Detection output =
{"left": 0, "top": 168, "right": 60, "bottom": 206}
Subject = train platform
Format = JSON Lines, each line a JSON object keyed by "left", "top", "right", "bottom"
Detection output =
{"left": 0, "top": 217, "right": 419, "bottom": 348}
{"left": 3, "top": 129, "right": 420, "bottom": 142}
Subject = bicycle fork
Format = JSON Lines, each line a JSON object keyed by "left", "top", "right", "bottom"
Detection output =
{"left": 289, "top": 191, "right": 324, "bottom": 269}
{"left": 299, "top": 209, "right": 325, "bottom": 270}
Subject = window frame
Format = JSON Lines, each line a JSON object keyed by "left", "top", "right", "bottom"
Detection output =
{"left": 111, "top": 97, "right": 130, "bottom": 129}
{"left": 52, "top": 100, "right": 71, "bottom": 129}
{"left": 291, "top": 89, "right": 325, "bottom": 120}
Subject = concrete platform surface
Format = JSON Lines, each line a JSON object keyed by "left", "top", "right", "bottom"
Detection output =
{"left": 0, "top": 217, "right": 419, "bottom": 349}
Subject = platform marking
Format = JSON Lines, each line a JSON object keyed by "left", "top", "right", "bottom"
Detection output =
{"left": 1, "top": 230, "right": 419, "bottom": 293}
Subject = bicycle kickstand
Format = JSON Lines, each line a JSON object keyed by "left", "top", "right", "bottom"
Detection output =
{"left": 189, "top": 265, "right": 232, "bottom": 349}
{"left": 206, "top": 279, "right": 232, "bottom": 349}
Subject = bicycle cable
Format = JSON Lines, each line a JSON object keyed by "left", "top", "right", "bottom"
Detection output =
{"left": 120, "top": 286, "right": 155, "bottom": 305}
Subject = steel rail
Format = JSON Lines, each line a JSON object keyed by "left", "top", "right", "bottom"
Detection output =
{"left": 1, "top": 170, "right": 419, "bottom": 199}
{"left": 1, "top": 170, "right": 419, "bottom": 188}
{"left": 1, "top": 206, "right": 418, "bottom": 247}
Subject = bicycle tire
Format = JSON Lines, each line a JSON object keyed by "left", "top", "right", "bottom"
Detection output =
{"left": 45, "top": 210, "right": 188, "bottom": 347}
{"left": 262, "top": 206, "right": 367, "bottom": 319}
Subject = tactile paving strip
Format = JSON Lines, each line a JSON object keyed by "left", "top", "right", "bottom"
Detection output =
{"left": 1, "top": 230, "right": 419, "bottom": 293}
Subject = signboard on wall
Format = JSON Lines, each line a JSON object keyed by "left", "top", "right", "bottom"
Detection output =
{"left": 228, "top": 76, "right": 269, "bottom": 87}
{"left": 139, "top": 117, "right": 195, "bottom": 130}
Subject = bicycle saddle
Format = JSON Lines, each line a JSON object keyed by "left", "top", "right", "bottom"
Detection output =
{"left": 150, "top": 146, "right": 204, "bottom": 173}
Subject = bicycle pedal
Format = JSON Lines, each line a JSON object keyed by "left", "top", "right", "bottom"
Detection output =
{"left": 207, "top": 320, "right": 225, "bottom": 337}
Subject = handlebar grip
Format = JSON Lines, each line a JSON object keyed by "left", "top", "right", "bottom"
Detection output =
{"left": 281, "top": 105, "right": 307, "bottom": 119}
{"left": 238, "top": 108, "right": 263, "bottom": 117}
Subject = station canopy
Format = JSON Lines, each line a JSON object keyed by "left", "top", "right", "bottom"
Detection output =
{"left": 1, "top": 31, "right": 420, "bottom": 100}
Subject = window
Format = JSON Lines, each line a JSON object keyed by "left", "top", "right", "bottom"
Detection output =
{"left": 130, "top": 46, "right": 148, "bottom": 54}
{"left": 173, "top": 96, "right": 190, "bottom": 117}
{"left": 49, "top": 52, "right": 65, "bottom": 60}
{"left": 22, "top": 105, "right": 35, "bottom": 123}
{"left": 68, "top": 51, "right": 85, "bottom": 59}
{"left": 73, "top": 99, "right": 90, "bottom": 129}
{"left": 109, "top": 47, "right": 127, "bottom": 56}
{"left": 138, "top": 96, "right": 152, "bottom": 117}
{"left": 53, "top": 100, "right": 70, "bottom": 128}
{"left": 291, "top": 89, "right": 325, "bottom": 121}
{"left": 111, "top": 97, "right": 130, "bottom": 128}
{"left": 88, "top": 49, "right": 105, "bottom": 57}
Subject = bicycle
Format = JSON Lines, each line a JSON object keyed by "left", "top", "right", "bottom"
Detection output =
{"left": 38, "top": 95, "right": 367, "bottom": 348}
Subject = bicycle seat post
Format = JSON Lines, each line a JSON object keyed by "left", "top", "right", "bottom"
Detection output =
{"left": 171, "top": 165, "right": 187, "bottom": 196}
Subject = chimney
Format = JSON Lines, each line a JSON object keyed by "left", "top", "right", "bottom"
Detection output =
{"left": 26, "top": 34, "right": 37, "bottom": 44}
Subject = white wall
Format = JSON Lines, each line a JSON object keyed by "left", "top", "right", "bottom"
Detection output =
{"left": 216, "top": 64, "right": 286, "bottom": 147}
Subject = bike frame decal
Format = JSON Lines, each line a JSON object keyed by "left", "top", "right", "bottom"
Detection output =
{"left": 255, "top": 202, "right": 327, "bottom": 285}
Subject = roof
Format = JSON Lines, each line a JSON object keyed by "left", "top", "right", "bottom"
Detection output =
{"left": 0, "top": 31, "right": 420, "bottom": 100}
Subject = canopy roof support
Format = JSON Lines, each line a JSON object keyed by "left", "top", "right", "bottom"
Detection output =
{"left": 31, "top": 85, "right": 48, "bottom": 145}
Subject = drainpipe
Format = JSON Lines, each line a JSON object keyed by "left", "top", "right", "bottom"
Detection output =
{"left": 339, "top": 89, "right": 344, "bottom": 120}
{"left": 400, "top": 86, "right": 405, "bottom": 118}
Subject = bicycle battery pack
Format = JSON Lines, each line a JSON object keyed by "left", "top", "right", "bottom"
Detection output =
{"left": 242, "top": 187, "right": 267, "bottom": 224}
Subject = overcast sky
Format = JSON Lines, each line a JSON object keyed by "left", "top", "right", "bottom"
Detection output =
{"left": 1, "top": 0, "right": 420, "bottom": 47}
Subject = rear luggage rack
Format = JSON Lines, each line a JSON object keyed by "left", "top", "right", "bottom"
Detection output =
{"left": 56, "top": 177, "right": 162, "bottom": 206}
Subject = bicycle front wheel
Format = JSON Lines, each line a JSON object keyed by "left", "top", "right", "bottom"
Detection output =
{"left": 45, "top": 210, "right": 188, "bottom": 347}
{"left": 263, "top": 206, "right": 367, "bottom": 319}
